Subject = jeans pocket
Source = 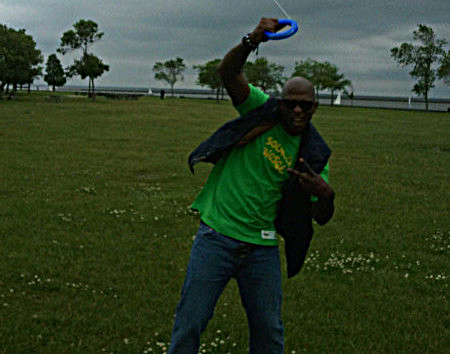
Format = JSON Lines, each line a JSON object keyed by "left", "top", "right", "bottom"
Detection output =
{"left": 193, "top": 222, "right": 216, "bottom": 248}
{"left": 198, "top": 221, "right": 217, "bottom": 240}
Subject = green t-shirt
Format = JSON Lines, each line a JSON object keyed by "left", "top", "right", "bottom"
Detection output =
{"left": 191, "top": 85, "right": 328, "bottom": 246}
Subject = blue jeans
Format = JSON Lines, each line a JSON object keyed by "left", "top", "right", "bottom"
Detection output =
{"left": 168, "top": 222, "right": 284, "bottom": 354}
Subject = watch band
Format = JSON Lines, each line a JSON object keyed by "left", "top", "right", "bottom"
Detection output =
{"left": 242, "top": 33, "right": 259, "bottom": 52}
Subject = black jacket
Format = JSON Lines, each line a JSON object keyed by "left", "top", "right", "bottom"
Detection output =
{"left": 188, "top": 97, "right": 332, "bottom": 278}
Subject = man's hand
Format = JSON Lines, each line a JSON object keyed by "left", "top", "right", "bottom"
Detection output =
{"left": 219, "top": 17, "right": 287, "bottom": 105}
{"left": 287, "top": 158, "right": 334, "bottom": 200}
{"left": 248, "top": 18, "right": 286, "bottom": 44}
{"left": 287, "top": 158, "right": 335, "bottom": 225}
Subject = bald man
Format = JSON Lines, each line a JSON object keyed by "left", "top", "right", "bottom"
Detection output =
{"left": 169, "top": 18, "right": 335, "bottom": 354}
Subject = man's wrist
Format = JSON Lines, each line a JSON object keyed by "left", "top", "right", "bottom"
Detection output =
{"left": 242, "top": 33, "right": 259, "bottom": 52}
{"left": 322, "top": 189, "right": 335, "bottom": 201}
{"left": 317, "top": 188, "right": 335, "bottom": 202}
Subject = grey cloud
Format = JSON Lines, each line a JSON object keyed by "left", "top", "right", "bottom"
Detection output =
{"left": 1, "top": 0, "right": 449, "bottom": 96}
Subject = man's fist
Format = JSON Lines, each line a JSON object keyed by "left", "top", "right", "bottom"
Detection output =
{"left": 249, "top": 18, "right": 286, "bottom": 43}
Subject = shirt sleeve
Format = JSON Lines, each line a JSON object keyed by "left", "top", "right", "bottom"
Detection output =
{"left": 235, "top": 84, "right": 270, "bottom": 116}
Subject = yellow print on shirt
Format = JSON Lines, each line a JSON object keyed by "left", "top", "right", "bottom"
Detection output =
{"left": 263, "top": 137, "right": 293, "bottom": 174}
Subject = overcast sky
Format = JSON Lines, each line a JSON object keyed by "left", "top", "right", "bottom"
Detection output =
{"left": 2, "top": 0, "right": 449, "bottom": 97}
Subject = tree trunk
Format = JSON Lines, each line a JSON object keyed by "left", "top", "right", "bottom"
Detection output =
{"left": 330, "top": 89, "right": 334, "bottom": 106}
{"left": 91, "top": 77, "right": 96, "bottom": 101}
{"left": 425, "top": 91, "right": 429, "bottom": 111}
{"left": 88, "top": 78, "right": 92, "bottom": 97}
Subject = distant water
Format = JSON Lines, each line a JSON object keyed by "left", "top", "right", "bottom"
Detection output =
{"left": 318, "top": 98, "right": 450, "bottom": 112}
{"left": 38, "top": 85, "right": 450, "bottom": 112}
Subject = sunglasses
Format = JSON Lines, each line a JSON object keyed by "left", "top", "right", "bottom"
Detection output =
{"left": 282, "top": 99, "right": 314, "bottom": 111}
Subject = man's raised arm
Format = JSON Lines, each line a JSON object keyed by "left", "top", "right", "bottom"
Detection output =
{"left": 218, "top": 18, "right": 283, "bottom": 106}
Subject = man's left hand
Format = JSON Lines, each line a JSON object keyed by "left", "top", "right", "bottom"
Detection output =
{"left": 287, "top": 158, "right": 334, "bottom": 200}
{"left": 287, "top": 158, "right": 335, "bottom": 225}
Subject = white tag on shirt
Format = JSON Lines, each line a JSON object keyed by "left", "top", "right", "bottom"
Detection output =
{"left": 261, "top": 230, "right": 276, "bottom": 240}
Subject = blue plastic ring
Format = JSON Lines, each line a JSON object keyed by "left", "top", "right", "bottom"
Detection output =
{"left": 264, "top": 18, "right": 298, "bottom": 40}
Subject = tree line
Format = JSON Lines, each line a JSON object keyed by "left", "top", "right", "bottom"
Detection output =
{"left": 154, "top": 24, "right": 448, "bottom": 110}
{"left": 1, "top": 19, "right": 108, "bottom": 99}
{"left": 153, "top": 56, "right": 352, "bottom": 105}
{"left": 1, "top": 20, "right": 448, "bottom": 109}
{"left": 0, "top": 25, "right": 43, "bottom": 94}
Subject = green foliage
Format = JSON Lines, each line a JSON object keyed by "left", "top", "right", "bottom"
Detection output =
{"left": 323, "top": 64, "right": 352, "bottom": 105}
{"left": 44, "top": 54, "right": 66, "bottom": 91}
{"left": 58, "top": 19, "right": 107, "bottom": 98}
{"left": 153, "top": 57, "right": 186, "bottom": 95}
{"left": 391, "top": 24, "right": 448, "bottom": 110}
{"left": 292, "top": 59, "right": 351, "bottom": 103}
{"left": 58, "top": 19, "right": 104, "bottom": 56}
{"left": 194, "top": 58, "right": 224, "bottom": 100}
{"left": 291, "top": 58, "right": 321, "bottom": 83}
{"left": 68, "top": 53, "right": 109, "bottom": 81}
{"left": 0, "top": 24, "right": 43, "bottom": 94}
{"left": 243, "top": 57, "right": 285, "bottom": 93}
{"left": 437, "top": 50, "right": 450, "bottom": 86}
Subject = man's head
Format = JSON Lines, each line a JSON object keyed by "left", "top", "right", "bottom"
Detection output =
{"left": 279, "top": 77, "right": 318, "bottom": 135}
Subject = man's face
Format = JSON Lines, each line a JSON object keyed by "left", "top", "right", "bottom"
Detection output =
{"left": 278, "top": 77, "right": 318, "bottom": 135}
{"left": 279, "top": 90, "right": 318, "bottom": 135}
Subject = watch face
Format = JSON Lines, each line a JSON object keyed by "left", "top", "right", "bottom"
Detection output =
{"left": 242, "top": 35, "right": 258, "bottom": 50}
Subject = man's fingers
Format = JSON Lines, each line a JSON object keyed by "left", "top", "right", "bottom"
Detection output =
{"left": 263, "top": 18, "right": 280, "bottom": 28}
{"left": 288, "top": 167, "right": 312, "bottom": 179}
{"left": 254, "top": 18, "right": 278, "bottom": 42}
{"left": 299, "top": 158, "right": 316, "bottom": 176}
{"left": 287, "top": 167, "right": 301, "bottom": 177}
{"left": 287, "top": 168, "right": 311, "bottom": 184}
{"left": 274, "top": 20, "right": 287, "bottom": 32}
{"left": 265, "top": 18, "right": 287, "bottom": 34}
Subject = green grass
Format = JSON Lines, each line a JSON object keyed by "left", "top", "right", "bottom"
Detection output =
{"left": 1, "top": 92, "right": 449, "bottom": 353}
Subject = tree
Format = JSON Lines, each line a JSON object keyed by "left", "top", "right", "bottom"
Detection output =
{"left": 153, "top": 57, "right": 186, "bottom": 96}
{"left": 58, "top": 19, "right": 107, "bottom": 98}
{"left": 68, "top": 54, "right": 109, "bottom": 99}
{"left": 244, "top": 57, "right": 285, "bottom": 93}
{"left": 292, "top": 59, "right": 351, "bottom": 103}
{"left": 23, "top": 66, "right": 43, "bottom": 93}
{"left": 58, "top": 19, "right": 104, "bottom": 57}
{"left": 292, "top": 59, "right": 324, "bottom": 98}
{"left": 391, "top": 24, "right": 447, "bottom": 111}
{"left": 194, "top": 59, "right": 224, "bottom": 101}
{"left": 0, "top": 25, "right": 43, "bottom": 95}
{"left": 321, "top": 63, "right": 352, "bottom": 105}
{"left": 437, "top": 50, "right": 450, "bottom": 86}
{"left": 44, "top": 54, "right": 66, "bottom": 91}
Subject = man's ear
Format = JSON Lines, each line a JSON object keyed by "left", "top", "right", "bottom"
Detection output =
{"left": 311, "top": 101, "right": 319, "bottom": 113}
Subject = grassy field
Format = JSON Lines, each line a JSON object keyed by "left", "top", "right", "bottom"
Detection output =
{"left": 0, "top": 92, "right": 449, "bottom": 353}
